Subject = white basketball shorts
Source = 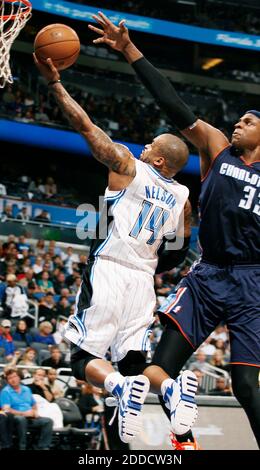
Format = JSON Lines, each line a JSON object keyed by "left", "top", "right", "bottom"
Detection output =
{"left": 64, "top": 257, "right": 156, "bottom": 362}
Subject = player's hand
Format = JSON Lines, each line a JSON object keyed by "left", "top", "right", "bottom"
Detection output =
{"left": 33, "top": 54, "right": 60, "bottom": 82}
{"left": 88, "top": 11, "right": 131, "bottom": 52}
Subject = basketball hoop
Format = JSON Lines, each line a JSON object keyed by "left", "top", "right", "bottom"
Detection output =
{"left": 0, "top": 0, "right": 32, "bottom": 88}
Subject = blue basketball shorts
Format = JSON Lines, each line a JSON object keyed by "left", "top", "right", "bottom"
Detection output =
{"left": 158, "top": 261, "right": 260, "bottom": 367}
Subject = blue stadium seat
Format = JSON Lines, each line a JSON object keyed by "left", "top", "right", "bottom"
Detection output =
{"left": 0, "top": 283, "right": 7, "bottom": 302}
{"left": 33, "top": 292, "right": 45, "bottom": 301}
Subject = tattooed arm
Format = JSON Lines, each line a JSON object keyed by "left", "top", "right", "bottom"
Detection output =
{"left": 33, "top": 55, "right": 136, "bottom": 177}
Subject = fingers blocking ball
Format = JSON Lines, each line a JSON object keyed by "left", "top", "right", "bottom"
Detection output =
{"left": 34, "top": 24, "right": 80, "bottom": 70}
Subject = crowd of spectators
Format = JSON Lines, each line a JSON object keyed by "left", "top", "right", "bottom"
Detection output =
{"left": 72, "top": 0, "right": 260, "bottom": 35}
{"left": 0, "top": 62, "right": 253, "bottom": 150}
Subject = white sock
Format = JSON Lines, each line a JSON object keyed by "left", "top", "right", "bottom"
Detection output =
{"left": 161, "top": 378, "right": 174, "bottom": 397}
{"left": 104, "top": 371, "right": 125, "bottom": 395}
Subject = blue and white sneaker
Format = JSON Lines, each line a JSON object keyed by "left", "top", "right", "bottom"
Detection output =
{"left": 107, "top": 375, "right": 150, "bottom": 443}
{"left": 163, "top": 370, "right": 198, "bottom": 435}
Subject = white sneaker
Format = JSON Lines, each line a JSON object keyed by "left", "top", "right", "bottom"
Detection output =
{"left": 163, "top": 370, "right": 198, "bottom": 435}
{"left": 107, "top": 374, "right": 150, "bottom": 443}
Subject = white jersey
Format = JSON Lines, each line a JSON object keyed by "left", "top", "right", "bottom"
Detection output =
{"left": 91, "top": 159, "right": 189, "bottom": 275}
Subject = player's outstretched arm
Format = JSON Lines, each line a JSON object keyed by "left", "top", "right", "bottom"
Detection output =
{"left": 90, "top": 13, "right": 229, "bottom": 177}
{"left": 33, "top": 54, "right": 135, "bottom": 176}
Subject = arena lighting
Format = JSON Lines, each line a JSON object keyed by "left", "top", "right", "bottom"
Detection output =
{"left": 177, "top": 1, "right": 197, "bottom": 5}
{"left": 202, "top": 58, "right": 224, "bottom": 70}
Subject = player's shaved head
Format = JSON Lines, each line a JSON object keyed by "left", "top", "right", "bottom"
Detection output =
{"left": 154, "top": 133, "right": 189, "bottom": 172}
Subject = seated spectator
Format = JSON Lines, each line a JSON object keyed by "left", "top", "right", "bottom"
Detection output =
{"left": 32, "top": 255, "right": 44, "bottom": 275}
{"left": 2, "top": 274, "right": 24, "bottom": 318}
{"left": 209, "top": 350, "right": 230, "bottom": 373}
{"left": 53, "top": 318, "right": 70, "bottom": 360}
{"left": 0, "top": 368, "right": 53, "bottom": 450}
{"left": 18, "top": 257, "right": 32, "bottom": 276}
{"left": 0, "top": 410, "right": 14, "bottom": 450}
{"left": 27, "top": 280, "right": 39, "bottom": 299}
{"left": 12, "top": 319, "right": 34, "bottom": 346}
{"left": 38, "top": 293, "right": 57, "bottom": 324}
{"left": 19, "top": 268, "right": 38, "bottom": 291}
{"left": 35, "top": 239, "right": 46, "bottom": 256}
{"left": 53, "top": 255, "right": 64, "bottom": 271}
{"left": 65, "top": 267, "right": 81, "bottom": 288}
{"left": 60, "top": 287, "right": 70, "bottom": 298}
{"left": 214, "top": 338, "right": 227, "bottom": 355}
{"left": 17, "top": 236, "right": 30, "bottom": 253}
{"left": 48, "top": 240, "right": 63, "bottom": 257}
{"left": 18, "top": 347, "right": 38, "bottom": 377}
{"left": 210, "top": 324, "right": 229, "bottom": 344}
{"left": 189, "top": 350, "right": 208, "bottom": 372}
{"left": 0, "top": 320, "right": 15, "bottom": 362}
{"left": 16, "top": 207, "right": 30, "bottom": 221}
{"left": 69, "top": 276, "right": 82, "bottom": 295}
{"left": 78, "top": 254, "right": 87, "bottom": 274}
{"left": 41, "top": 345, "right": 68, "bottom": 369}
{"left": 45, "top": 177, "right": 57, "bottom": 198}
{"left": 77, "top": 382, "right": 103, "bottom": 426}
{"left": 199, "top": 337, "right": 216, "bottom": 356}
{"left": 53, "top": 271, "right": 68, "bottom": 294}
{"left": 29, "top": 369, "right": 54, "bottom": 402}
{"left": 1, "top": 205, "right": 14, "bottom": 221}
{"left": 208, "top": 377, "right": 232, "bottom": 396}
{"left": 44, "top": 253, "right": 54, "bottom": 272}
{"left": 191, "top": 369, "right": 206, "bottom": 395}
{"left": 46, "top": 368, "right": 64, "bottom": 399}
{"left": 33, "top": 210, "right": 50, "bottom": 223}
{"left": 28, "top": 177, "right": 45, "bottom": 196}
{"left": 63, "top": 247, "right": 79, "bottom": 275}
{"left": 33, "top": 321, "right": 56, "bottom": 345}
{"left": 37, "top": 271, "right": 55, "bottom": 294}
{"left": 56, "top": 296, "right": 71, "bottom": 318}
{"left": 53, "top": 318, "right": 68, "bottom": 345}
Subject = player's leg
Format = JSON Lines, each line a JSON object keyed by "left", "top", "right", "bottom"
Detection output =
{"left": 227, "top": 265, "right": 260, "bottom": 447}
{"left": 231, "top": 365, "right": 260, "bottom": 448}
{"left": 67, "top": 258, "right": 150, "bottom": 443}
{"left": 117, "top": 350, "right": 148, "bottom": 376}
{"left": 71, "top": 345, "right": 149, "bottom": 444}
{"left": 145, "top": 263, "right": 225, "bottom": 446}
{"left": 108, "top": 267, "right": 156, "bottom": 444}
{"left": 117, "top": 345, "right": 199, "bottom": 449}
{"left": 144, "top": 322, "right": 199, "bottom": 446}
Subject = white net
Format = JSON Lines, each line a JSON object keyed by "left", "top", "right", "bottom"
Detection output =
{"left": 0, "top": 0, "right": 32, "bottom": 88}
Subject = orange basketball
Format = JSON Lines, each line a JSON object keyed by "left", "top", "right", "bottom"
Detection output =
{"left": 34, "top": 24, "right": 80, "bottom": 71}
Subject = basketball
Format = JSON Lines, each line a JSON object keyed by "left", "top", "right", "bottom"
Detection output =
{"left": 34, "top": 24, "right": 80, "bottom": 71}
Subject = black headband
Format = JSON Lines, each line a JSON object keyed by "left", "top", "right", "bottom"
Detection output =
{"left": 245, "top": 110, "right": 260, "bottom": 119}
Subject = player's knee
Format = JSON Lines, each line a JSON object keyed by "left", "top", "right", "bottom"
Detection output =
{"left": 70, "top": 345, "right": 98, "bottom": 381}
{"left": 117, "top": 350, "right": 147, "bottom": 376}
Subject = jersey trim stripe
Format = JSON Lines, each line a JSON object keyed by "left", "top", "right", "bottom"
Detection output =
{"left": 239, "top": 156, "right": 260, "bottom": 167}
{"left": 162, "top": 312, "right": 195, "bottom": 349}
{"left": 94, "top": 191, "right": 126, "bottom": 257}
{"left": 201, "top": 144, "right": 231, "bottom": 183}
{"left": 164, "top": 287, "right": 187, "bottom": 314}
{"left": 147, "top": 164, "right": 174, "bottom": 183}
{"left": 104, "top": 189, "right": 126, "bottom": 201}
{"left": 141, "top": 327, "right": 152, "bottom": 350}
{"left": 230, "top": 362, "right": 260, "bottom": 368}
